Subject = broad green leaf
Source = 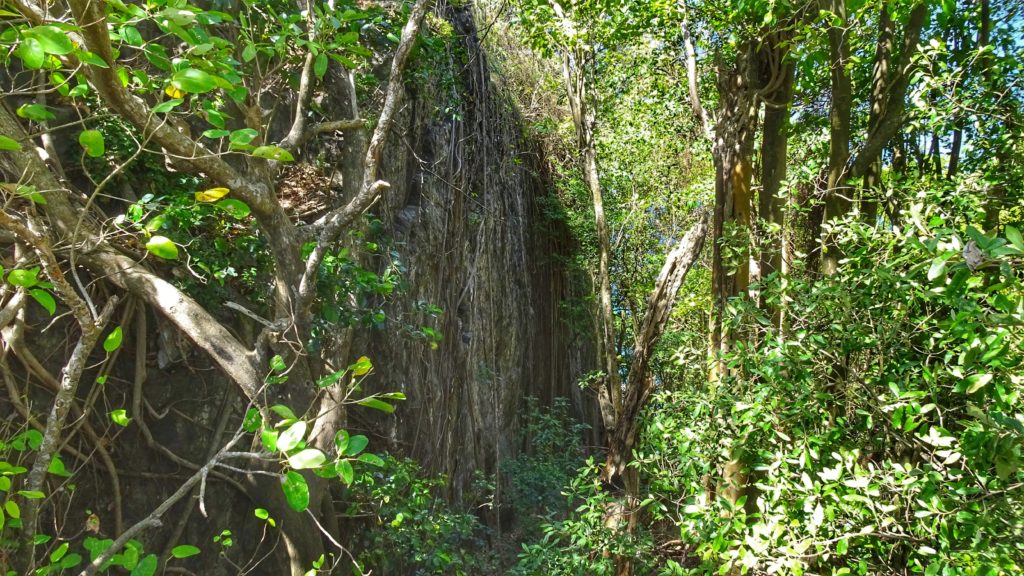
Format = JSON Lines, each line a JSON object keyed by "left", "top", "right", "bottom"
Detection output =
{"left": 17, "top": 104, "right": 55, "bottom": 122}
{"left": 357, "top": 453, "right": 385, "bottom": 467}
{"left": 110, "top": 409, "right": 130, "bottom": 427}
{"left": 288, "top": 449, "right": 326, "bottom": 470}
{"left": 170, "top": 545, "right": 200, "bottom": 559}
{"left": 260, "top": 428, "right": 279, "bottom": 452}
{"left": 75, "top": 50, "right": 110, "bottom": 68}
{"left": 25, "top": 26, "right": 74, "bottom": 55}
{"left": 130, "top": 554, "right": 158, "bottom": 576}
{"left": 229, "top": 128, "right": 258, "bottom": 145}
{"left": 281, "top": 470, "right": 309, "bottom": 512}
{"left": 216, "top": 199, "right": 251, "bottom": 219}
{"left": 241, "top": 43, "right": 257, "bottom": 62}
{"left": 277, "top": 421, "right": 307, "bottom": 452}
{"left": 18, "top": 490, "right": 45, "bottom": 499}
{"left": 4, "top": 500, "right": 20, "bottom": 519}
{"left": 59, "top": 553, "right": 82, "bottom": 569}
{"left": 202, "top": 129, "right": 231, "bottom": 139}
{"left": 0, "top": 135, "right": 23, "bottom": 151}
{"left": 334, "top": 430, "right": 349, "bottom": 455}
{"left": 336, "top": 460, "right": 354, "bottom": 485}
{"left": 104, "top": 326, "right": 123, "bottom": 352}
{"left": 345, "top": 434, "right": 368, "bottom": 457}
{"left": 50, "top": 542, "right": 69, "bottom": 563}
{"left": 251, "top": 145, "right": 294, "bottom": 162}
{"left": 145, "top": 235, "right": 179, "bottom": 260}
{"left": 357, "top": 398, "right": 394, "bottom": 413}
{"left": 7, "top": 268, "right": 39, "bottom": 288}
{"left": 121, "top": 26, "right": 144, "bottom": 46}
{"left": 1006, "top": 225, "right": 1024, "bottom": 251}
{"left": 170, "top": 68, "right": 218, "bottom": 94}
{"left": 29, "top": 289, "right": 56, "bottom": 315}
{"left": 242, "top": 408, "right": 262, "bottom": 433}
{"left": 270, "top": 404, "right": 297, "bottom": 421}
{"left": 152, "top": 98, "right": 183, "bottom": 114}
{"left": 927, "top": 255, "right": 947, "bottom": 281}
{"left": 14, "top": 38, "right": 45, "bottom": 69}
{"left": 964, "top": 373, "right": 993, "bottom": 394}
{"left": 47, "top": 455, "right": 70, "bottom": 477}
{"left": 79, "top": 130, "right": 105, "bottom": 157}
{"left": 314, "top": 52, "right": 328, "bottom": 79}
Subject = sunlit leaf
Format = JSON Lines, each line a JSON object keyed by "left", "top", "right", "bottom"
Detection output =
{"left": 281, "top": 470, "right": 309, "bottom": 512}
{"left": 145, "top": 235, "right": 179, "bottom": 260}
{"left": 195, "top": 187, "right": 230, "bottom": 202}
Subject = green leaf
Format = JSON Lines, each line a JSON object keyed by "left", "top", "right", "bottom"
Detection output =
{"left": 130, "top": 554, "right": 158, "bottom": 576}
{"left": 4, "top": 500, "right": 20, "bottom": 519}
{"left": 51, "top": 542, "right": 69, "bottom": 563}
{"left": 260, "top": 428, "right": 279, "bottom": 452}
{"left": 170, "top": 68, "right": 218, "bottom": 94}
{"left": 145, "top": 235, "right": 179, "bottom": 260}
{"left": 7, "top": 268, "right": 39, "bottom": 288}
{"left": 60, "top": 553, "right": 82, "bottom": 569}
{"left": 203, "top": 129, "right": 231, "bottom": 139}
{"left": 281, "top": 470, "right": 309, "bottom": 512}
{"left": 251, "top": 145, "right": 294, "bottom": 162}
{"left": 270, "top": 404, "right": 297, "bottom": 421}
{"left": 25, "top": 26, "right": 74, "bottom": 55}
{"left": 170, "top": 545, "right": 200, "bottom": 559}
{"left": 15, "top": 38, "right": 45, "bottom": 69}
{"left": 110, "top": 409, "right": 131, "bottom": 427}
{"left": 334, "top": 430, "right": 349, "bottom": 455}
{"left": 336, "top": 460, "right": 354, "bottom": 485}
{"left": 345, "top": 434, "right": 368, "bottom": 457}
{"left": 104, "top": 326, "right": 124, "bottom": 353}
{"left": 288, "top": 449, "right": 326, "bottom": 470}
{"left": 215, "top": 198, "right": 251, "bottom": 219}
{"left": 17, "top": 104, "right": 55, "bottom": 122}
{"left": 357, "top": 453, "right": 385, "bottom": 467}
{"left": 47, "top": 455, "right": 71, "bottom": 477}
{"left": 277, "top": 421, "right": 307, "bottom": 452}
{"left": 152, "top": 98, "right": 184, "bottom": 114}
{"left": 1006, "top": 225, "right": 1024, "bottom": 252}
{"left": 254, "top": 508, "right": 276, "bottom": 527}
{"left": 75, "top": 50, "right": 110, "bottom": 68}
{"left": 29, "top": 289, "right": 56, "bottom": 315}
{"left": 964, "top": 373, "right": 993, "bottom": 394}
{"left": 18, "top": 490, "right": 45, "bottom": 499}
{"left": 241, "top": 43, "right": 257, "bottom": 62}
{"left": 229, "top": 128, "right": 258, "bottom": 145}
{"left": 927, "top": 254, "right": 949, "bottom": 281}
{"left": 121, "top": 26, "right": 144, "bottom": 46}
{"left": 242, "top": 408, "right": 262, "bottom": 433}
{"left": 144, "top": 44, "right": 171, "bottom": 71}
{"left": 269, "top": 354, "right": 286, "bottom": 372}
{"left": 0, "top": 135, "right": 23, "bottom": 151}
{"left": 357, "top": 398, "right": 394, "bottom": 413}
{"left": 314, "top": 52, "right": 328, "bottom": 79}
{"left": 78, "top": 130, "right": 105, "bottom": 157}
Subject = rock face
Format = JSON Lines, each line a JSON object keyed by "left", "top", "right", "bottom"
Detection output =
{"left": 351, "top": 5, "right": 598, "bottom": 502}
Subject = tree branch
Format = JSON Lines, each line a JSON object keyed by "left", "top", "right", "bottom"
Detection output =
{"left": 849, "top": 2, "right": 928, "bottom": 178}
{"left": 296, "top": 0, "right": 434, "bottom": 309}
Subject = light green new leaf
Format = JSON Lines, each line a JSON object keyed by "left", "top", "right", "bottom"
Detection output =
{"left": 170, "top": 545, "right": 200, "bottom": 559}
{"left": 145, "top": 235, "right": 179, "bottom": 259}
{"left": 110, "top": 409, "right": 131, "bottom": 427}
{"left": 1006, "top": 225, "right": 1024, "bottom": 252}
{"left": 7, "top": 268, "right": 39, "bottom": 288}
{"left": 251, "top": 145, "right": 294, "bottom": 162}
{"left": 79, "top": 130, "right": 105, "bottom": 157}
{"left": 216, "top": 198, "right": 251, "bottom": 219}
{"left": 104, "top": 326, "right": 123, "bottom": 352}
{"left": 30, "top": 289, "right": 56, "bottom": 315}
{"left": 17, "top": 104, "right": 56, "bottom": 122}
{"left": 0, "top": 135, "right": 23, "bottom": 151}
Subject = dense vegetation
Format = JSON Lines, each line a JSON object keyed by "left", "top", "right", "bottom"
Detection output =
{"left": 0, "top": 0, "right": 1021, "bottom": 575}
